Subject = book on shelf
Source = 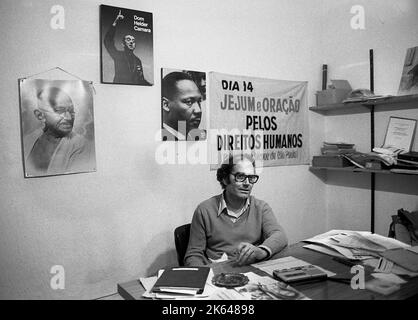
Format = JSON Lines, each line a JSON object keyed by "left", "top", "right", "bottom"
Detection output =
{"left": 312, "top": 155, "right": 352, "bottom": 168}
{"left": 397, "top": 158, "right": 418, "bottom": 166}
{"left": 150, "top": 267, "right": 210, "bottom": 295}
{"left": 323, "top": 141, "right": 355, "bottom": 149}
{"left": 320, "top": 141, "right": 356, "bottom": 156}
{"left": 321, "top": 147, "right": 356, "bottom": 155}
{"left": 398, "top": 151, "right": 418, "bottom": 162}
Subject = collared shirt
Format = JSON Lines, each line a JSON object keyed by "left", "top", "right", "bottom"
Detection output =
{"left": 162, "top": 123, "right": 186, "bottom": 140}
{"left": 218, "top": 192, "right": 250, "bottom": 223}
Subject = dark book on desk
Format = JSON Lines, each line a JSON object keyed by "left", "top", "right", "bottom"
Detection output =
{"left": 151, "top": 267, "right": 210, "bottom": 294}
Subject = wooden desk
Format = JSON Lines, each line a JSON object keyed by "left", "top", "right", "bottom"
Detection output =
{"left": 114, "top": 243, "right": 418, "bottom": 300}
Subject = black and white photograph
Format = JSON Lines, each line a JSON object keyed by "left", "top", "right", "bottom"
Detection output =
{"left": 161, "top": 68, "right": 207, "bottom": 141}
{"left": 100, "top": 4, "right": 153, "bottom": 86}
{"left": 19, "top": 79, "right": 96, "bottom": 177}
{"left": 2, "top": 0, "right": 418, "bottom": 306}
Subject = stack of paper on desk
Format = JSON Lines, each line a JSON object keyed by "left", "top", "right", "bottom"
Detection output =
{"left": 303, "top": 229, "right": 409, "bottom": 260}
{"left": 141, "top": 267, "right": 217, "bottom": 300}
{"left": 151, "top": 266, "right": 210, "bottom": 294}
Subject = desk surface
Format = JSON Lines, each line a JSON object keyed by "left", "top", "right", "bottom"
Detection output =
{"left": 108, "top": 243, "right": 418, "bottom": 300}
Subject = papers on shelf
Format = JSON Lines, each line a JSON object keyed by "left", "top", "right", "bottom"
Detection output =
{"left": 252, "top": 256, "right": 336, "bottom": 277}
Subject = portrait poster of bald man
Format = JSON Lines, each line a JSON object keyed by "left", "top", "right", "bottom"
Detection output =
{"left": 19, "top": 79, "right": 96, "bottom": 178}
{"left": 100, "top": 4, "right": 153, "bottom": 86}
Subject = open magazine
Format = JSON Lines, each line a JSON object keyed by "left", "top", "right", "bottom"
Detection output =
{"left": 218, "top": 272, "right": 310, "bottom": 300}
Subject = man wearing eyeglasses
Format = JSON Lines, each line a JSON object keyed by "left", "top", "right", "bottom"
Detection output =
{"left": 184, "top": 154, "right": 288, "bottom": 266}
{"left": 23, "top": 87, "right": 92, "bottom": 176}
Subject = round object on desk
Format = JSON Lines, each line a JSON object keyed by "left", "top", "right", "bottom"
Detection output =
{"left": 212, "top": 272, "right": 249, "bottom": 288}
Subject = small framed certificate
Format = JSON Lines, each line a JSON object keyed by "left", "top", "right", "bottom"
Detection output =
{"left": 383, "top": 116, "right": 417, "bottom": 152}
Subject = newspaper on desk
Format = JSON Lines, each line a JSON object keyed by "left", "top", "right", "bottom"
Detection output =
{"left": 302, "top": 229, "right": 418, "bottom": 277}
{"left": 302, "top": 229, "right": 409, "bottom": 260}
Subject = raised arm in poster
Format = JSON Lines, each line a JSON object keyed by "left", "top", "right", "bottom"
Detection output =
{"left": 19, "top": 79, "right": 96, "bottom": 177}
{"left": 100, "top": 5, "right": 153, "bottom": 86}
{"left": 209, "top": 72, "right": 309, "bottom": 169}
{"left": 161, "top": 68, "right": 207, "bottom": 141}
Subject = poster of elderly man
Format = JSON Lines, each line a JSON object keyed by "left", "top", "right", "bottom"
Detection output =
{"left": 100, "top": 4, "right": 153, "bottom": 86}
{"left": 19, "top": 79, "right": 96, "bottom": 178}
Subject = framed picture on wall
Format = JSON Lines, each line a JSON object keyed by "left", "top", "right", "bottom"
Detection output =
{"left": 398, "top": 46, "right": 418, "bottom": 96}
{"left": 160, "top": 68, "right": 207, "bottom": 141}
{"left": 100, "top": 4, "right": 153, "bottom": 86}
{"left": 19, "top": 79, "right": 96, "bottom": 178}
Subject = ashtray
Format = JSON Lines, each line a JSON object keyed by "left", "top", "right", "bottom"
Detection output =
{"left": 212, "top": 272, "right": 249, "bottom": 288}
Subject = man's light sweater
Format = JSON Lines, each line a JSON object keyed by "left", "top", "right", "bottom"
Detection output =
{"left": 184, "top": 194, "right": 288, "bottom": 266}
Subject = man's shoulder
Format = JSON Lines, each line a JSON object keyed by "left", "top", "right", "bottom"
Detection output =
{"left": 250, "top": 195, "right": 267, "bottom": 205}
{"left": 249, "top": 196, "right": 271, "bottom": 211}
{"left": 196, "top": 195, "right": 221, "bottom": 211}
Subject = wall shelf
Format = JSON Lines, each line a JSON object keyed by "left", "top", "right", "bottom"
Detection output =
{"left": 310, "top": 49, "right": 418, "bottom": 233}
{"left": 309, "top": 166, "right": 418, "bottom": 176}
{"left": 309, "top": 94, "right": 418, "bottom": 113}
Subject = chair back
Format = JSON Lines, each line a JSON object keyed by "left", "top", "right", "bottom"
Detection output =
{"left": 174, "top": 223, "right": 191, "bottom": 266}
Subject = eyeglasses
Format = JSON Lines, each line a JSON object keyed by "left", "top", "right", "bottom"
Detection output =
{"left": 39, "top": 107, "right": 75, "bottom": 117}
{"left": 231, "top": 172, "right": 259, "bottom": 184}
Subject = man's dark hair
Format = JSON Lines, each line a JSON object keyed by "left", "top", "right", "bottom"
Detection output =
{"left": 162, "top": 71, "right": 195, "bottom": 100}
{"left": 216, "top": 154, "right": 256, "bottom": 189}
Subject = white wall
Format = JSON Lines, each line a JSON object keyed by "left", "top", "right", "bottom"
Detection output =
{"left": 318, "top": 0, "right": 418, "bottom": 234}
{"left": 0, "top": 0, "right": 326, "bottom": 299}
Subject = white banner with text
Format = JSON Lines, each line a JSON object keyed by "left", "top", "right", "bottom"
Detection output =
{"left": 209, "top": 72, "right": 310, "bottom": 169}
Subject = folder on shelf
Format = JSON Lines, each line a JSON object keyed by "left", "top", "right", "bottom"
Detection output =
{"left": 150, "top": 267, "right": 210, "bottom": 295}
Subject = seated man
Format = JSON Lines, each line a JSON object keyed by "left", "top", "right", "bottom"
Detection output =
{"left": 184, "top": 154, "right": 288, "bottom": 266}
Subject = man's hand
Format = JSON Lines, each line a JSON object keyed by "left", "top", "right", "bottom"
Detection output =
{"left": 235, "top": 242, "right": 268, "bottom": 266}
{"left": 112, "top": 10, "right": 124, "bottom": 26}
